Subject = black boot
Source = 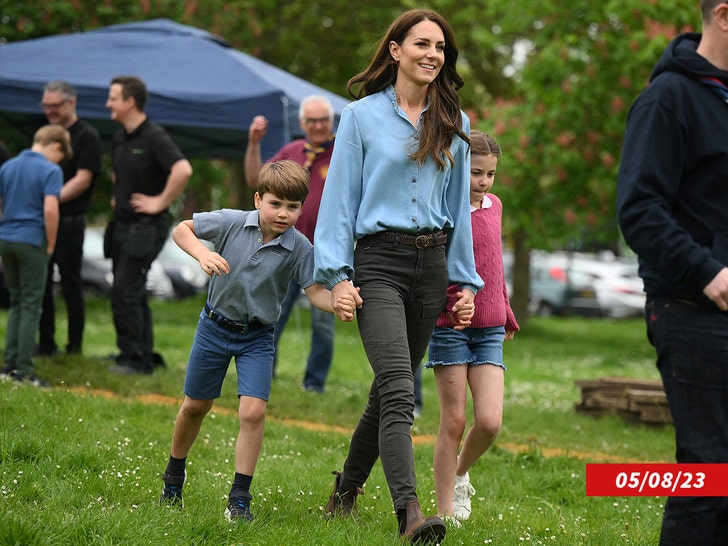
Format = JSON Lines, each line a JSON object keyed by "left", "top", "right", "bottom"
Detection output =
{"left": 324, "top": 470, "right": 364, "bottom": 517}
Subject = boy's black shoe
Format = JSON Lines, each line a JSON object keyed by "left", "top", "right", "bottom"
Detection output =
{"left": 11, "top": 371, "right": 49, "bottom": 388}
{"left": 159, "top": 472, "right": 185, "bottom": 507}
{"left": 224, "top": 490, "right": 253, "bottom": 522}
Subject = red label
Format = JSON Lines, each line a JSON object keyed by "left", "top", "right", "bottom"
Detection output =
{"left": 586, "top": 464, "right": 728, "bottom": 496}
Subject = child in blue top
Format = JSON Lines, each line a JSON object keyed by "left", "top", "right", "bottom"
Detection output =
{"left": 159, "top": 160, "right": 358, "bottom": 521}
{"left": 0, "top": 125, "right": 72, "bottom": 387}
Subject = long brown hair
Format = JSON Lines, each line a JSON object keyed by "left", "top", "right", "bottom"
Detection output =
{"left": 347, "top": 9, "right": 469, "bottom": 170}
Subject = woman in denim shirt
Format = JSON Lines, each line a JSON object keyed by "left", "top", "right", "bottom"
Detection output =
{"left": 314, "top": 9, "right": 483, "bottom": 544}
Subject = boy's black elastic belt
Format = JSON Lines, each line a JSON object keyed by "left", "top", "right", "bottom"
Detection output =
{"left": 361, "top": 230, "right": 447, "bottom": 249}
{"left": 204, "top": 303, "right": 264, "bottom": 334}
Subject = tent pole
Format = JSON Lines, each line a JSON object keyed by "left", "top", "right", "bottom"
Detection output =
{"left": 281, "top": 95, "right": 291, "bottom": 144}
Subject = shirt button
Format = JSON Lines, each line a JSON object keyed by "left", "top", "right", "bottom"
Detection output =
{"left": 411, "top": 197, "right": 416, "bottom": 203}
{"left": 411, "top": 178, "right": 416, "bottom": 183}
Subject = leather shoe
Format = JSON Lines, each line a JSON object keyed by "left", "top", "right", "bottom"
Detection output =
{"left": 401, "top": 500, "right": 446, "bottom": 544}
{"left": 325, "top": 470, "right": 363, "bottom": 517}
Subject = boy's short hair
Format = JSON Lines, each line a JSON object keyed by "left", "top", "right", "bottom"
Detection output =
{"left": 34, "top": 124, "right": 73, "bottom": 161}
{"left": 258, "top": 159, "right": 310, "bottom": 202}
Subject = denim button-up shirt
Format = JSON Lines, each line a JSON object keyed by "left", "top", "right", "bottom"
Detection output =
{"left": 314, "top": 85, "right": 483, "bottom": 294}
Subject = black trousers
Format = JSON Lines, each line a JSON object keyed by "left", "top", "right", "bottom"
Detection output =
{"left": 339, "top": 236, "right": 448, "bottom": 511}
{"left": 110, "top": 217, "right": 168, "bottom": 371}
{"left": 39, "top": 214, "right": 86, "bottom": 353}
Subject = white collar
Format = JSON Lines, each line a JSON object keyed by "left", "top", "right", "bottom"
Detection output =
{"left": 470, "top": 195, "right": 493, "bottom": 212}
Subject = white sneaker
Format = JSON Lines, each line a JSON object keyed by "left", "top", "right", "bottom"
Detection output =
{"left": 452, "top": 472, "right": 475, "bottom": 520}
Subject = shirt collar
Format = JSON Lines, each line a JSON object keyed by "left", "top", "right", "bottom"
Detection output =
{"left": 470, "top": 195, "right": 493, "bottom": 212}
{"left": 386, "top": 85, "right": 431, "bottom": 116}
{"left": 245, "top": 210, "right": 296, "bottom": 250}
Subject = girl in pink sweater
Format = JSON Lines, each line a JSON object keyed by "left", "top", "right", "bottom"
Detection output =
{"left": 425, "top": 130, "right": 519, "bottom": 524}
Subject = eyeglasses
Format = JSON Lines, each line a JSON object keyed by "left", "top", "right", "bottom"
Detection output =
{"left": 303, "top": 116, "right": 332, "bottom": 126}
{"left": 39, "top": 99, "right": 69, "bottom": 111}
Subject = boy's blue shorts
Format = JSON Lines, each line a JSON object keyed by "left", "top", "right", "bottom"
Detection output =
{"left": 183, "top": 309, "right": 276, "bottom": 401}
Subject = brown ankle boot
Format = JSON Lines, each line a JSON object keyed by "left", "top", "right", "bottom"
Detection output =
{"left": 401, "top": 500, "right": 446, "bottom": 544}
{"left": 324, "top": 470, "right": 364, "bottom": 517}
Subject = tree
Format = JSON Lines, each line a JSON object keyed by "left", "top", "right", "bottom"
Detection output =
{"left": 435, "top": 0, "right": 699, "bottom": 320}
{"left": 3, "top": 1, "right": 702, "bottom": 320}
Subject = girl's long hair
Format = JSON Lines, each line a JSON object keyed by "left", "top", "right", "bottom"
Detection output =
{"left": 347, "top": 9, "right": 469, "bottom": 170}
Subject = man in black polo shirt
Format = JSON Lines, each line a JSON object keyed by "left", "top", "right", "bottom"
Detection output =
{"left": 38, "top": 80, "right": 102, "bottom": 356}
{"left": 105, "top": 75, "right": 192, "bottom": 374}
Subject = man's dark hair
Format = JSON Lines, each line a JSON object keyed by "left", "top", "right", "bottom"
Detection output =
{"left": 111, "top": 75, "right": 148, "bottom": 112}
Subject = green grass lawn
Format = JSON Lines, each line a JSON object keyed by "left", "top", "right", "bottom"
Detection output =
{"left": 0, "top": 295, "right": 673, "bottom": 545}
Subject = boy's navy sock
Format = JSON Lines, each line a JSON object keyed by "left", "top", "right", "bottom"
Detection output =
{"left": 165, "top": 455, "right": 186, "bottom": 479}
{"left": 231, "top": 472, "right": 253, "bottom": 494}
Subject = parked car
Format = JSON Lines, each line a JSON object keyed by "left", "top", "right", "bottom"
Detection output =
{"left": 567, "top": 258, "right": 645, "bottom": 318}
{"left": 155, "top": 235, "right": 209, "bottom": 298}
{"left": 505, "top": 251, "right": 619, "bottom": 318}
{"left": 528, "top": 255, "right": 603, "bottom": 317}
{"left": 74, "top": 226, "right": 175, "bottom": 299}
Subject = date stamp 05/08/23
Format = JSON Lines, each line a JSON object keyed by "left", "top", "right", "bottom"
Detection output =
{"left": 586, "top": 464, "right": 728, "bottom": 496}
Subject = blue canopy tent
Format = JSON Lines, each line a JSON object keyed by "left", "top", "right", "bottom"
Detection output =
{"left": 0, "top": 19, "right": 350, "bottom": 159}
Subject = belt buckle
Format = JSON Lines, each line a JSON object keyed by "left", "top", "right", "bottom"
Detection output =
{"left": 221, "top": 317, "right": 248, "bottom": 334}
{"left": 226, "top": 318, "right": 248, "bottom": 334}
{"left": 415, "top": 234, "right": 430, "bottom": 249}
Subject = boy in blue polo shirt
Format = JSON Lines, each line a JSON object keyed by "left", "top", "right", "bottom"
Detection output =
{"left": 0, "top": 125, "right": 72, "bottom": 387}
{"left": 159, "top": 159, "right": 359, "bottom": 521}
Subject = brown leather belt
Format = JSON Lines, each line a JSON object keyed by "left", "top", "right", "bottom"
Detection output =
{"left": 361, "top": 230, "right": 448, "bottom": 249}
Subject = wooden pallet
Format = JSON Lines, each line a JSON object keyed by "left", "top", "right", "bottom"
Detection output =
{"left": 575, "top": 376, "right": 672, "bottom": 426}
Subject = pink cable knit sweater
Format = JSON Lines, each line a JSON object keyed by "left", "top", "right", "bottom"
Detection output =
{"left": 436, "top": 194, "right": 519, "bottom": 332}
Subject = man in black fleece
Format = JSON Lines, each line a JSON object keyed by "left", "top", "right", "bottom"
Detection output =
{"left": 617, "top": 2, "right": 728, "bottom": 544}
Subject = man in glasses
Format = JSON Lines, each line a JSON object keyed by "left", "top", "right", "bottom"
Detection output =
{"left": 37, "top": 80, "right": 102, "bottom": 357}
{"left": 244, "top": 95, "right": 337, "bottom": 394}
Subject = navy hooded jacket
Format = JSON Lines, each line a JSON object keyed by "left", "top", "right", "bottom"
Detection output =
{"left": 617, "top": 33, "right": 728, "bottom": 310}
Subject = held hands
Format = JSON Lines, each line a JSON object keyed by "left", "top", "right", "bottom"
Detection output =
{"left": 450, "top": 289, "right": 475, "bottom": 330}
{"left": 331, "top": 281, "right": 363, "bottom": 322}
